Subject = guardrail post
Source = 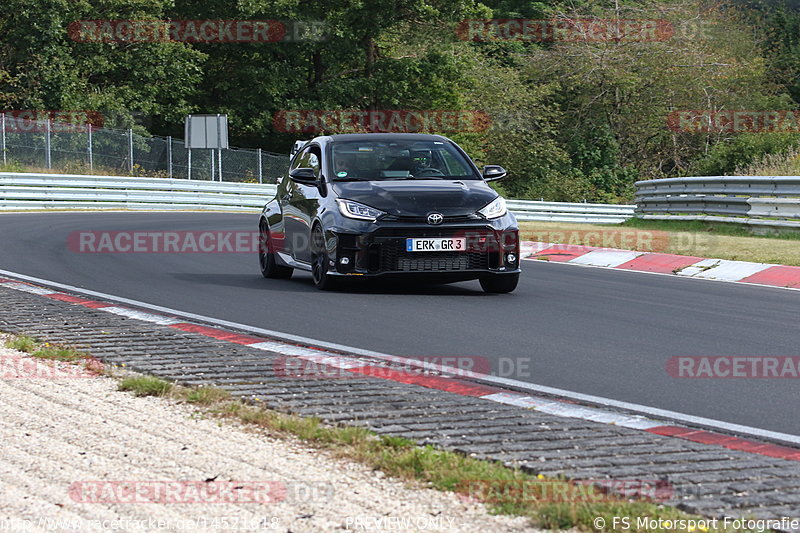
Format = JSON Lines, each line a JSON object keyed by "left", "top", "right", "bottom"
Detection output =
{"left": 167, "top": 136, "right": 173, "bottom": 178}
{"left": 1, "top": 113, "right": 6, "bottom": 166}
{"left": 87, "top": 125, "right": 93, "bottom": 171}
{"left": 45, "top": 119, "right": 52, "bottom": 169}
{"left": 257, "top": 148, "right": 263, "bottom": 184}
{"left": 128, "top": 129, "right": 134, "bottom": 174}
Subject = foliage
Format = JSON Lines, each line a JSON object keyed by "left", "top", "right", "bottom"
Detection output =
{"left": 2, "top": 0, "right": 800, "bottom": 200}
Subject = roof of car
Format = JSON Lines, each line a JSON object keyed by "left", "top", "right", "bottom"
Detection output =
{"left": 319, "top": 133, "right": 450, "bottom": 143}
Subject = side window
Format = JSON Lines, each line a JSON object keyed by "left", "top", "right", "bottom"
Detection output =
{"left": 290, "top": 148, "right": 309, "bottom": 171}
{"left": 307, "top": 148, "right": 321, "bottom": 177}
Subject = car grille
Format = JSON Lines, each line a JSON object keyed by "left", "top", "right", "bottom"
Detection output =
{"left": 373, "top": 229, "right": 493, "bottom": 272}
{"left": 390, "top": 251, "right": 486, "bottom": 272}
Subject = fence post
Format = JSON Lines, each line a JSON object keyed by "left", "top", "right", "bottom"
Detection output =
{"left": 210, "top": 150, "right": 215, "bottom": 181}
{"left": 257, "top": 148, "right": 262, "bottom": 184}
{"left": 218, "top": 148, "right": 223, "bottom": 182}
{"left": 88, "top": 125, "right": 93, "bottom": 171}
{"left": 167, "top": 136, "right": 173, "bottom": 178}
{"left": 188, "top": 148, "right": 192, "bottom": 180}
{"left": 1, "top": 113, "right": 6, "bottom": 166}
{"left": 128, "top": 129, "right": 134, "bottom": 174}
{"left": 45, "top": 119, "right": 52, "bottom": 169}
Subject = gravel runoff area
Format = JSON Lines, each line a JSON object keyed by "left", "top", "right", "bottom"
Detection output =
{"left": 0, "top": 338, "right": 540, "bottom": 533}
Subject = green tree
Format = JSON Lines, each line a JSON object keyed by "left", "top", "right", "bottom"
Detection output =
{"left": 0, "top": 0, "right": 204, "bottom": 129}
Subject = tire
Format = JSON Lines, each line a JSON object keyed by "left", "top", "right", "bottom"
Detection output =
{"left": 259, "top": 220, "right": 293, "bottom": 279}
{"left": 310, "top": 225, "right": 339, "bottom": 290}
{"left": 479, "top": 273, "right": 519, "bottom": 294}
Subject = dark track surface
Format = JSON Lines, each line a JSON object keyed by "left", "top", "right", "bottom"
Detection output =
{"left": 1, "top": 212, "right": 798, "bottom": 436}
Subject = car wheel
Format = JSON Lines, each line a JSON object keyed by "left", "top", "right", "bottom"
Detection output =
{"left": 259, "top": 220, "right": 293, "bottom": 279}
{"left": 479, "top": 273, "right": 519, "bottom": 294}
{"left": 310, "top": 225, "right": 338, "bottom": 290}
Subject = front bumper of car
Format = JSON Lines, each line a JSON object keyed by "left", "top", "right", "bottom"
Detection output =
{"left": 321, "top": 214, "right": 521, "bottom": 279}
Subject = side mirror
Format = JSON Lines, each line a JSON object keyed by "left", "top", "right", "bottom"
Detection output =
{"left": 289, "top": 167, "right": 318, "bottom": 184}
{"left": 482, "top": 165, "right": 507, "bottom": 181}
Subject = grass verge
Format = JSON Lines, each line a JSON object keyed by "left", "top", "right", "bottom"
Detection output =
{"left": 519, "top": 219, "right": 800, "bottom": 266}
{"left": 4, "top": 334, "right": 93, "bottom": 363}
{"left": 1, "top": 332, "right": 762, "bottom": 532}
{"left": 112, "top": 372, "right": 758, "bottom": 532}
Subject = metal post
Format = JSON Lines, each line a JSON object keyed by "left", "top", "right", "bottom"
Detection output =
{"left": 167, "top": 136, "right": 173, "bottom": 178}
{"left": 1, "top": 113, "right": 6, "bottom": 166}
{"left": 257, "top": 148, "right": 262, "bottom": 184}
{"left": 217, "top": 115, "right": 223, "bottom": 182}
{"left": 88, "top": 125, "right": 93, "bottom": 171}
{"left": 188, "top": 148, "right": 192, "bottom": 180}
{"left": 210, "top": 150, "right": 215, "bottom": 181}
{"left": 45, "top": 119, "right": 52, "bottom": 169}
{"left": 128, "top": 129, "right": 134, "bottom": 174}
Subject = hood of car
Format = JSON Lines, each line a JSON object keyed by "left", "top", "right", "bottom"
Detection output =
{"left": 331, "top": 179, "right": 497, "bottom": 217}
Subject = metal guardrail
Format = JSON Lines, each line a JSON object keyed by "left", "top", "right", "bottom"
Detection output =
{"left": 634, "top": 176, "right": 800, "bottom": 228}
{"left": 0, "top": 172, "right": 634, "bottom": 223}
{"left": 0, "top": 173, "right": 277, "bottom": 212}
{"left": 506, "top": 199, "right": 634, "bottom": 224}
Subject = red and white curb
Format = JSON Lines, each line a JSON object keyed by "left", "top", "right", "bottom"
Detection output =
{"left": 521, "top": 242, "right": 800, "bottom": 289}
{"left": 2, "top": 275, "right": 800, "bottom": 462}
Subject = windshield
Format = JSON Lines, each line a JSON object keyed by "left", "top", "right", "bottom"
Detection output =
{"left": 330, "top": 140, "right": 479, "bottom": 181}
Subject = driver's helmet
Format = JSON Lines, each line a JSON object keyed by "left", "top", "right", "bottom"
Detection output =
{"left": 409, "top": 149, "right": 433, "bottom": 169}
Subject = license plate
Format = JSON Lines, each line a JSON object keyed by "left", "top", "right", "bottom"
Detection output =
{"left": 406, "top": 237, "right": 466, "bottom": 252}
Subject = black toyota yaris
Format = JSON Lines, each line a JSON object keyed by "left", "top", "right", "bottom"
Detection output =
{"left": 258, "top": 133, "right": 520, "bottom": 293}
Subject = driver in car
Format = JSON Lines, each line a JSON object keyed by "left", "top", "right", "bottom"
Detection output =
{"left": 409, "top": 149, "right": 442, "bottom": 176}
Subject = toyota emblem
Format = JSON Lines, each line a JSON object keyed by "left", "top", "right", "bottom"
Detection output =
{"left": 427, "top": 213, "right": 444, "bottom": 225}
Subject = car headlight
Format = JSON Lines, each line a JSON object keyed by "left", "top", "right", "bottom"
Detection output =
{"left": 336, "top": 199, "right": 386, "bottom": 221}
{"left": 478, "top": 196, "right": 507, "bottom": 219}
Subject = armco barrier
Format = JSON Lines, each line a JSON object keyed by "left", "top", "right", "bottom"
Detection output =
{"left": 0, "top": 173, "right": 277, "bottom": 212}
{"left": 0, "top": 172, "right": 635, "bottom": 223}
{"left": 635, "top": 176, "right": 800, "bottom": 229}
{"left": 506, "top": 199, "right": 634, "bottom": 224}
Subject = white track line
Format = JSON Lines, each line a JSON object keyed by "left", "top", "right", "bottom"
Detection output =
{"left": 1, "top": 267, "right": 799, "bottom": 446}
{"left": 523, "top": 256, "right": 800, "bottom": 293}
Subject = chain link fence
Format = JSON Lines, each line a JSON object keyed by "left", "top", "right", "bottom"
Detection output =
{"left": 0, "top": 114, "right": 286, "bottom": 183}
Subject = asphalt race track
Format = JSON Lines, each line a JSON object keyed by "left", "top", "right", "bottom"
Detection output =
{"left": 1, "top": 212, "right": 798, "bottom": 436}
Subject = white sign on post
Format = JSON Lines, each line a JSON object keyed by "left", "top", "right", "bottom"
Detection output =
{"left": 185, "top": 114, "right": 229, "bottom": 149}
{"left": 185, "top": 114, "right": 228, "bottom": 181}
